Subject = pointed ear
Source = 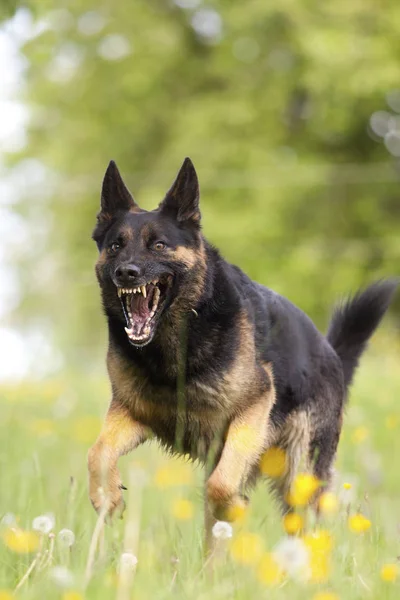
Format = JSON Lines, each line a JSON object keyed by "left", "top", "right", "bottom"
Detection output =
{"left": 159, "top": 157, "right": 200, "bottom": 225}
{"left": 99, "top": 160, "right": 139, "bottom": 218}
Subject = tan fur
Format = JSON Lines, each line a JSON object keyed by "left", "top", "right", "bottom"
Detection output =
{"left": 119, "top": 224, "right": 135, "bottom": 240}
{"left": 267, "top": 409, "right": 311, "bottom": 512}
{"left": 206, "top": 361, "right": 276, "bottom": 521}
{"left": 88, "top": 400, "right": 151, "bottom": 516}
{"left": 173, "top": 245, "right": 200, "bottom": 268}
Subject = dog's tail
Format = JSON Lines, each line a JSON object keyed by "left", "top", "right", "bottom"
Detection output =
{"left": 327, "top": 279, "right": 398, "bottom": 390}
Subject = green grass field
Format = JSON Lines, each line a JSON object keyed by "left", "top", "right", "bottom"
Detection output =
{"left": 1, "top": 340, "right": 400, "bottom": 600}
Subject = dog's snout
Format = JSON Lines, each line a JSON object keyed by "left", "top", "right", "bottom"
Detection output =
{"left": 115, "top": 263, "right": 142, "bottom": 285}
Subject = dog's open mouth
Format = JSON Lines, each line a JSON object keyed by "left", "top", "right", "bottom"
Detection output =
{"left": 117, "top": 276, "right": 172, "bottom": 345}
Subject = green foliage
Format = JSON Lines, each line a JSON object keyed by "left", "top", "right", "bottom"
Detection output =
{"left": 5, "top": 0, "right": 400, "bottom": 361}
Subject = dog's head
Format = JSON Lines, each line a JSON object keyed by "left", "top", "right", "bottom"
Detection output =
{"left": 93, "top": 158, "right": 205, "bottom": 347}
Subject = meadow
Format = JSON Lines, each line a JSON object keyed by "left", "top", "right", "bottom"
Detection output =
{"left": 0, "top": 335, "right": 399, "bottom": 600}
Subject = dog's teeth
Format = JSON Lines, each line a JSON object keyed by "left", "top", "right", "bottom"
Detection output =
{"left": 132, "top": 288, "right": 137, "bottom": 294}
{"left": 124, "top": 326, "right": 133, "bottom": 334}
{"left": 117, "top": 288, "right": 122, "bottom": 297}
{"left": 141, "top": 285, "right": 146, "bottom": 298}
{"left": 150, "top": 311, "right": 155, "bottom": 318}
{"left": 152, "top": 280, "right": 157, "bottom": 285}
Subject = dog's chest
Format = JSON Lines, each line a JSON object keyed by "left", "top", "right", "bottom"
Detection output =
{"left": 118, "top": 373, "right": 231, "bottom": 459}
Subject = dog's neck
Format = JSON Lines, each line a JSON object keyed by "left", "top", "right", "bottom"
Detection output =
{"left": 106, "top": 242, "right": 243, "bottom": 387}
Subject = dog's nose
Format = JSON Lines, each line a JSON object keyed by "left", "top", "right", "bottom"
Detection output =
{"left": 115, "top": 263, "right": 142, "bottom": 285}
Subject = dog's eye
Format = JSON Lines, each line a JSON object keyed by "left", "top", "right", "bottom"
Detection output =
{"left": 153, "top": 241, "right": 166, "bottom": 251}
{"left": 109, "top": 242, "right": 121, "bottom": 254}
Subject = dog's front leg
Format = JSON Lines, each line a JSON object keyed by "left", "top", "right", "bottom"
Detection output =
{"left": 206, "top": 387, "right": 275, "bottom": 524}
{"left": 88, "top": 399, "right": 151, "bottom": 518}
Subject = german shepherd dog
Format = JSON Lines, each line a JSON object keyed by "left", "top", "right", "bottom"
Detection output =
{"left": 88, "top": 158, "right": 397, "bottom": 547}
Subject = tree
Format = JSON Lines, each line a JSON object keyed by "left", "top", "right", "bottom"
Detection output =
{"left": 5, "top": 0, "right": 400, "bottom": 367}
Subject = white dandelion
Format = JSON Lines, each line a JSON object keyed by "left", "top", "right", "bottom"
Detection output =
{"left": 119, "top": 551, "right": 138, "bottom": 571}
{"left": 57, "top": 528, "right": 75, "bottom": 547}
{"left": 32, "top": 513, "right": 55, "bottom": 534}
{"left": 273, "top": 536, "right": 309, "bottom": 580}
{"left": 49, "top": 565, "right": 74, "bottom": 588}
{"left": 212, "top": 521, "right": 233, "bottom": 540}
{"left": 1, "top": 512, "right": 17, "bottom": 527}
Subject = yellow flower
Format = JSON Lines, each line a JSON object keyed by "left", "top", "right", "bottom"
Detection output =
{"left": 283, "top": 513, "right": 304, "bottom": 535}
{"left": 2, "top": 529, "right": 39, "bottom": 553}
{"left": 351, "top": 426, "right": 369, "bottom": 444}
{"left": 225, "top": 503, "right": 247, "bottom": 523}
{"left": 154, "top": 461, "right": 193, "bottom": 488}
{"left": 29, "top": 419, "right": 56, "bottom": 437}
{"left": 63, "top": 593, "right": 84, "bottom": 600}
{"left": 343, "top": 482, "right": 352, "bottom": 490}
{"left": 319, "top": 492, "right": 339, "bottom": 515}
{"left": 230, "top": 532, "right": 263, "bottom": 565}
{"left": 380, "top": 563, "right": 399, "bottom": 583}
{"left": 385, "top": 415, "right": 399, "bottom": 430}
{"left": 103, "top": 570, "right": 118, "bottom": 587}
{"left": 257, "top": 553, "right": 285, "bottom": 586}
{"left": 171, "top": 498, "right": 194, "bottom": 520}
{"left": 312, "top": 593, "right": 339, "bottom": 600}
{"left": 287, "top": 473, "right": 320, "bottom": 506}
{"left": 304, "top": 530, "right": 333, "bottom": 553}
{"left": 348, "top": 514, "right": 371, "bottom": 534}
{"left": 0, "top": 591, "right": 14, "bottom": 600}
{"left": 304, "top": 530, "right": 333, "bottom": 583}
{"left": 260, "top": 447, "right": 287, "bottom": 478}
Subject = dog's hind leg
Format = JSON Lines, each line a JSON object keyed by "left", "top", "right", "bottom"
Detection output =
{"left": 88, "top": 399, "right": 151, "bottom": 518}
{"left": 267, "top": 409, "right": 312, "bottom": 514}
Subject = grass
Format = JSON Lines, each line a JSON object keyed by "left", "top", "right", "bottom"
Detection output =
{"left": 1, "top": 345, "right": 400, "bottom": 599}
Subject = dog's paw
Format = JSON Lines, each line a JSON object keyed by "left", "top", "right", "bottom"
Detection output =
{"left": 88, "top": 446, "right": 126, "bottom": 520}
{"left": 89, "top": 482, "right": 126, "bottom": 520}
{"left": 206, "top": 478, "right": 248, "bottom": 522}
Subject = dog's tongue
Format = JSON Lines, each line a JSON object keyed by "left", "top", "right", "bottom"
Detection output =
{"left": 129, "top": 287, "right": 154, "bottom": 335}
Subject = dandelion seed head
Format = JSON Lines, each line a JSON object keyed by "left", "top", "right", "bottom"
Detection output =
{"left": 119, "top": 552, "right": 138, "bottom": 571}
{"left": 32, "top": 513, "right": 55, "bottom": 534}
{"left": 49, "top": 566, "right": 75, "bottom": 588}
{"left": 58, "top": 528, "right": 75, "bottom": 547}
{"left": 273, "top": 536, "right": 309, "bottom": 579}
{"left": 0, "top": 513, "right": 17, "bottom": 527}
{"left": 212, "top": 521, "right": 233, "bottom": 540}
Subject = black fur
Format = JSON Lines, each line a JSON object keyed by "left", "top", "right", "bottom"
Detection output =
{"left": 91, "top": 157, "right": 398, "bottom": 519}
{"left": 327, "top": 279, "right": 399, "bottom": 389}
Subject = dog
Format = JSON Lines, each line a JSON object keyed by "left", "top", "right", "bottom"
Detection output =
{"left": 88, "top": 157, "right": 397, "bottom": 548}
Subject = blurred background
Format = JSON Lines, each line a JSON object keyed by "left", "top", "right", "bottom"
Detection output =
{"left": 0, "top": 0, "right": 399, "bottom": 380}
{"left": 1, "top": 4, "right": 400, "bottom": 596}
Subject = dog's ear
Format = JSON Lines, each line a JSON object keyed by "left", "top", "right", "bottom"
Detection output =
{"left": 99, "top": 160, "right": 138, "bottom": 218}
{"left": 159, "top": 157, "right": 200, "bottom": 225}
